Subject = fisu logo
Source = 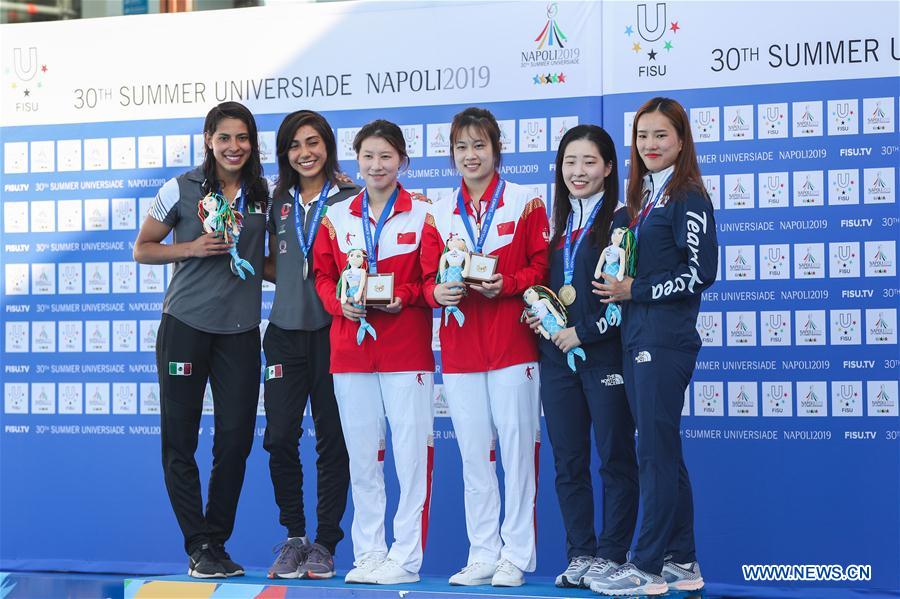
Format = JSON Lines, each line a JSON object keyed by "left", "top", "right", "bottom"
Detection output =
{"left": 636, "top": 3, "right": 667, "bottom": 42}
{"left": 837, "top": 384, "right": 856, "bottom": 401}
{"left": 698, "top": 314, "right": 716, "bottom": 332}
{"left": 695, "top": 382, "right": 723, "bottom": 416}
{"left": 837, "top": 312, "right": 855, "bottom": 333}
{"left": 835, "top": 172, "right": 852, "bottom": 189}
{"left": 767, "top": 313, "right": 785, "bottom": 330}
{"left": 835, "top": 244, "right": 853, "bottom": 262}
{"left": 13, "top": 47, "right": 38, "bottom": 82}
{"left": 835, "top": 102, "right": 850, "bottom": 119}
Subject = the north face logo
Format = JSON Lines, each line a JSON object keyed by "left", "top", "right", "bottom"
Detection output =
{"left": 602, "top": 374, "right": 625, "bottom": 386}
{"left": 635, "top": 351, "right": 652, "bottom": 363}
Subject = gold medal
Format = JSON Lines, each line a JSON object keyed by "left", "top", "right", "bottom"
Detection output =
{"left": 559, "top": 284, "right": 577, "bottom": 306}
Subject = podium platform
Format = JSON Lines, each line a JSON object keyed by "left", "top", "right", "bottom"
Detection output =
{"left": 123, "top": 572, "right": 709, "bottom": 598}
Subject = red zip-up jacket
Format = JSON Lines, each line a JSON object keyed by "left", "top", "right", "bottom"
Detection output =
{"left": 313, "top": 185, "right": 435, "bottom": 374}
{"left": 421, "top": 174, "right": 550, "bottom": 373}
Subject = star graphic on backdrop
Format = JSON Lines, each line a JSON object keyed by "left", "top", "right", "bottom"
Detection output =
{"left": 648, "top": 49, "right": 658, "bottom": 60}
{"left": 625, "top": 25, "right": 634, "bottom": 35}
{"left": 23, "top": 89, "right": 30, "bottom": 96}
{"left": 533, "top": 74, "right": 541, "bottom": 84}
{"left": 558, "top": 73, "right": 566, "bottom": 83}
{"left": 540, "top": 74, "right": 548, "bottom": 84}
{"left": 664, "top": 40, "right": 673, "bottom": 51}
{"left": 41, "top": 64, "right": 48, "bottom": 72}
{"left": 550, "top": 73, "right": 559, "bottom": 83}
{"left": 632, "top": 42, "right": 642, "bottom": 52}
{"left": 670, "top": 21, "right": 680, "bottom": 33}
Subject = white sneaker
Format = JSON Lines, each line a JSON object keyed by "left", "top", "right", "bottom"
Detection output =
{"left": 369, "top": 558, "right": 420, "bottom": 584}
{"left": 344, "top": 554, "right": 384, "bottom": 584}
{"left": 491, "top": 559, "right": 524, "bottom": 587}
{"left": 555, "top": 555, "right": 593, "bottom": 588}
{"left": 449, "top": 561, "right": 496, "bottom": 586}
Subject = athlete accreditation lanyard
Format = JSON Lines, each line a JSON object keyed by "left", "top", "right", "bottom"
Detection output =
{"left": 559, "top": 195, "right": 604, "bottom": 306}
{"left": 294, "top": 181, "right": 331, "bottom": 280}
{"left": 361, "top": 186, "right": 399, "bottom": 274}
{"left": 630, "top": 172, "right": 672, "bottom": 244}
{"left": 456, "top": 178, "right": 505, "bottom": 253}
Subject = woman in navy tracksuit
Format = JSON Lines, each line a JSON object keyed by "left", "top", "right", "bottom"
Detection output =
{"left": 590, "top": 97, "right": 718, "bottom": 596}
{"left": 527, "top": 125, "right": 638, "bottom": 589}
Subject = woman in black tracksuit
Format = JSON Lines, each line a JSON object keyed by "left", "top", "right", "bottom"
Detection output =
{"left": 262, "top": 110, "right": 356, "bottom": 580}
{"left": 527, "top": 125, "right": 638, "bottom": 590}
{"left": 134, "top": 101, "right": 268, "bottom": 579}
{"left": 590, "top": 97, "right": 718, "bottom": 597}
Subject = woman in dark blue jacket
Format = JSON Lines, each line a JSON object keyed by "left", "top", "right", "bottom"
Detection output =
{"left": 527, "top": 125, "right": 638, "bottom": 589}
{"left": 590, "top": 97, "right": 718, "bottom": 596}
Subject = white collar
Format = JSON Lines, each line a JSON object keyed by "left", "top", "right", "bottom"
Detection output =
{"left": 643, "top": 165, "right": 675, "bottom": 197}
{"left": 567, "top": 190, "right": 605, "bottom": 231}
{"left": 298, "top": 182, "right": 340, "bottom": 211}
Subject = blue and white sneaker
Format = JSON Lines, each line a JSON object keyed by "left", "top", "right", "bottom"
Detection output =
{"left": 555, "top": 555, "right": 593, "bottom": 588}
{"left": 662, "top": 559, "right": 704, "bottom": 591}
{"left": 589, "top": 562, "right": 668, "bottom": 596}
{"left": 580, "top": 557, "right": 619, "bottom": 589}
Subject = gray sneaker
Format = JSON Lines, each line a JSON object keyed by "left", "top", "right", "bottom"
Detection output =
{"left": 555, "top": 555, "right": 593, "bottom": 587}
{"left": 580, "top": 556, "right": 619, "bottom": 588}
{"left": 662, "top": 559, "right": 704, "bottom": 591}
{"left": 267, "top": 537, "right": 309, "bottom": 579}
{"left": 589, "top": 562, "right": 668, "bottom": 596}
{"left": 301, "top": 542, "right": 336, "bottom": 579}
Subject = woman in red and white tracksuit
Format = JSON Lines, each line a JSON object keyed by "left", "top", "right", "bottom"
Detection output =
{"left": 313, "top": 120, "right": 434, "bottom": 586}
{"left": 421, "top": 107, "right": 550, "bottom": 587}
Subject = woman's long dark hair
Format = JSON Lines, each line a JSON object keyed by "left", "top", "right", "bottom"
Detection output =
{"left": 274, "top": 110, "right": 340, "bottom": 200}
{"left": 626, "top": 96, "right": 706, "bottom": 219}
{"left": 550, "top": 125, "right": 620, "bottom": 251}
{"left": 201, "top": 101, "right": 267, "bottom": 212}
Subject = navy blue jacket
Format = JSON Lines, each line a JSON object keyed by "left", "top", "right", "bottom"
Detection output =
{"left": 539, "top": 206, "right": 630, "bottom": 371}
{"left": 622, "top": 188, "right": 718, "bottom": 353}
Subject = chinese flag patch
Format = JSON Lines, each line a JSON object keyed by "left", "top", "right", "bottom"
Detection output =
{"left": 496, "top": 221, "right": 515, "bottom": 236}
{"left": 397, "top": 231, "right": 417, "bottom": 244}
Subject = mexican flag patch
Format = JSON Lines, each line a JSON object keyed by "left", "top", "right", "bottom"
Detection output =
{"left": 265, "top": 364, "right": 283, "bottom": 380}
{"left": 169, "top": 362, "right": 192, "bottom": 376}
{"left": 247, "top": 201, "right": 264, "bottom": 214}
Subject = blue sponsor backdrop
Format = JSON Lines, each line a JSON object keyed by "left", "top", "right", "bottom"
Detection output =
{"left": 2, "top": 75, "right": 899, "bottom": 599}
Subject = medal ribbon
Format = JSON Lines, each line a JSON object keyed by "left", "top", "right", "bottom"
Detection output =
{"left": 217, "top": 182, "right": 246, "bottom": 230}
{"left": 629, "top": 172, "right": 672, "bottom": 244}
{"left": 294, "top": 181, "right": 330, "bottom": 258}
{"left": 361, "top": 186, "right": 399, "bottom": 274}
{"left": 456, "top": 178, "right": 505, "bottom": 253}
{"left": 563, "top": 195, "right": 604, "bottom": 286}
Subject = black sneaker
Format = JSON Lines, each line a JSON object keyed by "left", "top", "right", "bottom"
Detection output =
{"left": 210, "top": 543, "right": 245, "bottom": 577}
{"left": 188, "top": 544, "right": 226, "bottom": 579}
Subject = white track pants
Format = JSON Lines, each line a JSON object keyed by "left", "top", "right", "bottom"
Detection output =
{"left": 443, "top": 362, "right": 541, "bottom": 572}
{"left": 333, "top": 372, "right": 434, "bottom": 573}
